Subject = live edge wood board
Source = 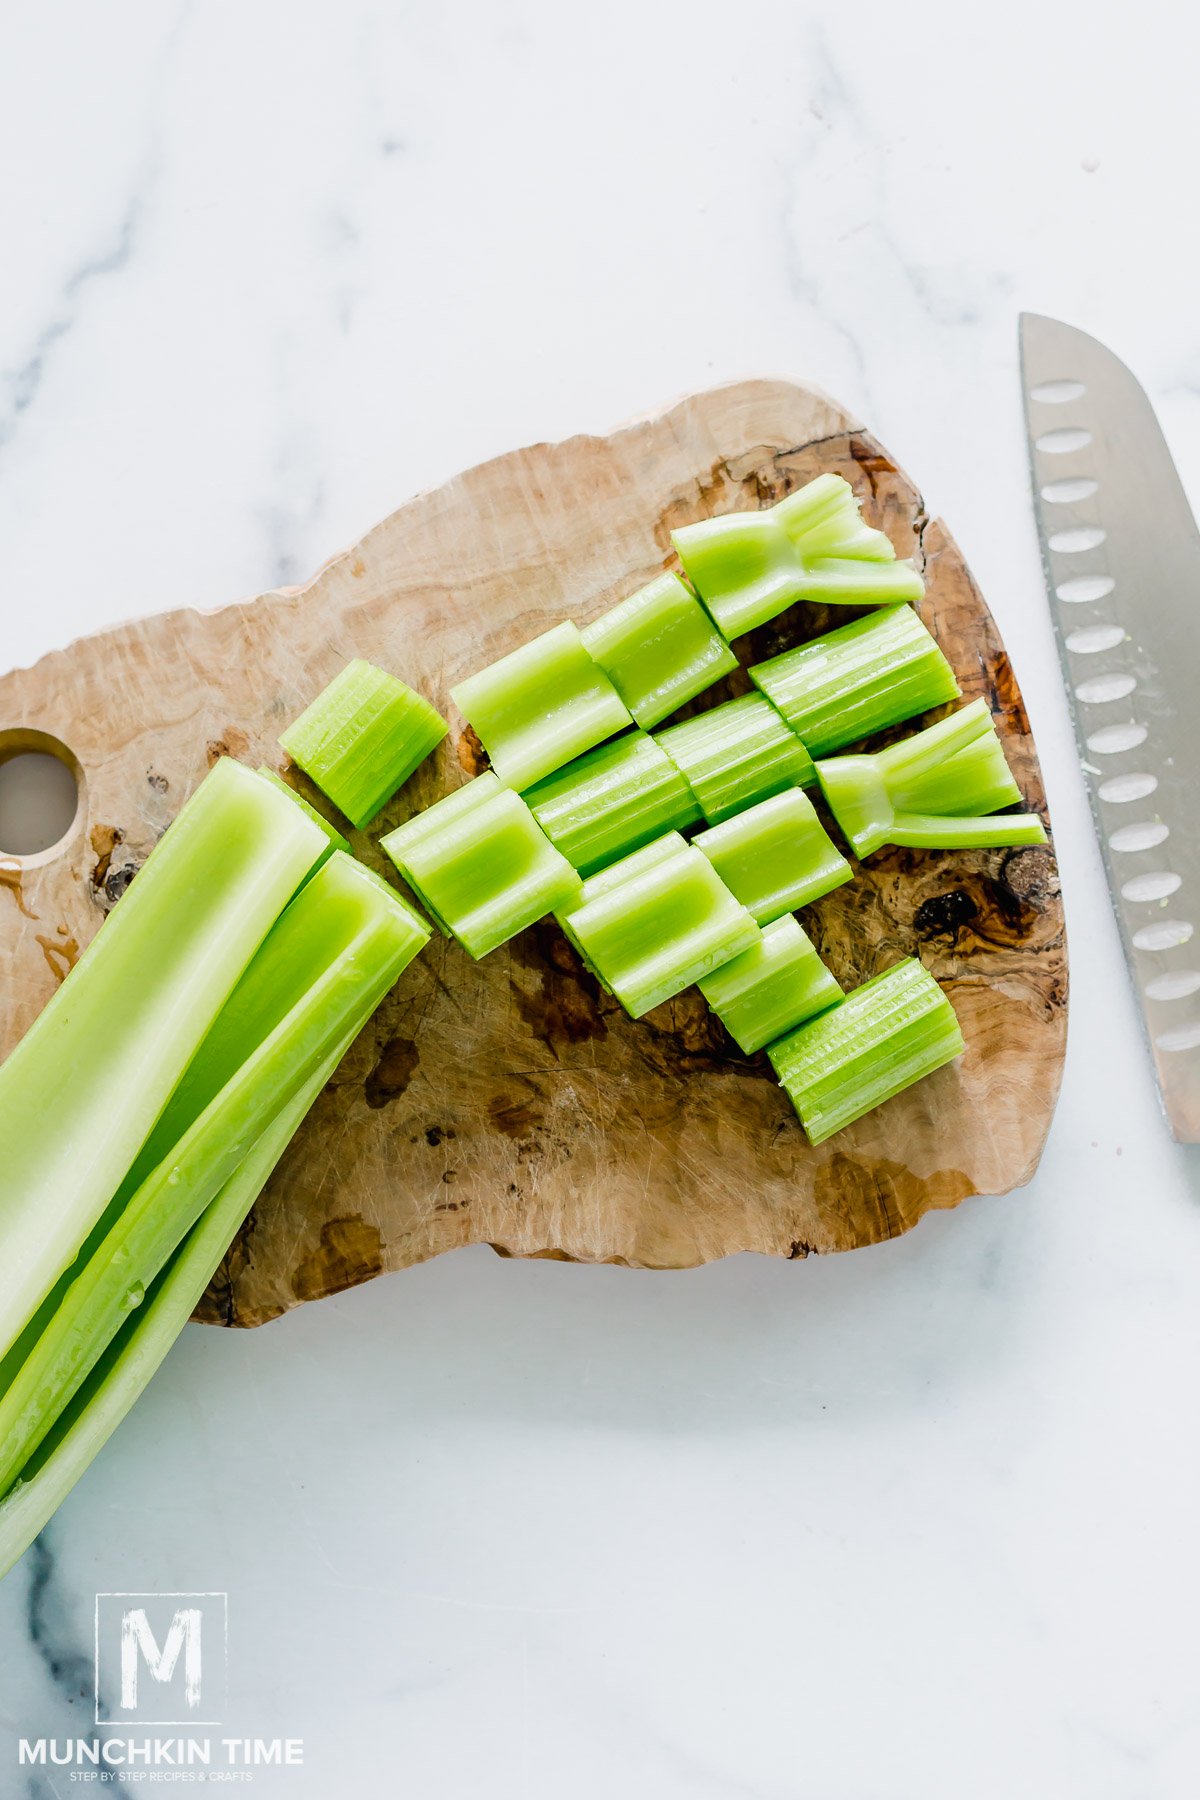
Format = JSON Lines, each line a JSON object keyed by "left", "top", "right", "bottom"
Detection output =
{"left": 0, "top": 379, "right": 1068, "bottom": 1326}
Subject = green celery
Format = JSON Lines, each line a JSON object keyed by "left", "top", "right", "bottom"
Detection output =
{"left": 279, "top": 659, "right": 447, "bottom": 828}
{"left": 887, "top": 813, "right": 1048, "bottom": 850}
{"left": 0, "top": 759, "right": 328, "bottom": 1368}
{"left": 256, "top": 766, "right": 353, "bottom": 858}
{"left": 0, "top": 1054, "right": 334, "bottom": 1581}
{"left": 773, "top": 475, "right": 895, "bottom": 561}
{"left": 381, "top": 772, "right": 581, "bottom": 958}
{"left": 768, "top": 957, "right": 964, "bottom": 1144}
{"left": 816, "top": 699, "right": 1046, "bottom": 857}
{"left": 672, "top": 511, "right": 808, "bottom": 638}
{"left": 789, "top": 558, "right": 924, "bottom": 606}
{"left": 451, "top": 622, "right": 632, "bottom": 790}
{"left": 698, "top": 915, "right": 843, "bottom": 1054}
{"left": 581, "top": 572, "right": 738, "bottom": 727}
{"left": 526, "top": 730, "right": 701, "bottom": 875}
{"left": 749, "top": 605, "right": 960, "bottom": 756}
{"left": 0, "top": 853, "right": 429, "bottom": 1497}
{"left": 557, "top": 835, "right": 759, "bottom": 1018}
{"left": 656, "top": 691, "right": 814, "bottom": 825}
{"left": 694, "top": 789, "right": 852, "bottom": 924}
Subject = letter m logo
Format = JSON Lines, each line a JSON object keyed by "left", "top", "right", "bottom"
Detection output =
{"left": 95, "top": 1593, "right": 227, "bottom": 1725}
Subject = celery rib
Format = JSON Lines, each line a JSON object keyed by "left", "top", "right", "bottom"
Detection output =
{"left": 749, "top": 606, "right": 960, "bottom": 756}
{"left": 451, "top": 622, "right": 632, "bottom": 791}
{"left": 279, "top": 659, "right": 447, "bottom": 828}
{"left": 816, "top": 699, "right": 1047, "bottom": 858}
{"left": 768, "top": 958, "right": 964, "bottom": 1144}
{"left": 526, "top": 730, "right": 701, "bottom": 875}
{"left": 557, "top": 836, "right": 759, "bottom": 1018}
{"left": 381, "top": 772, "right": 581, "bottom": 958}
{"left": 0, "top": 760, "right": 329, "bottom": 1368}
{"left": 581, "top": 573, "right": 738, "bottom": 728}
{"left": 694, "top": 789, "right": 851, "bottom": 925}
{"left": 256, "top": 766, "right": 353, "bottom": 859}
{"left": 699, "top": 915, "right": 843, "bottom": 1055}
{"left": 0, "top": 853, "right": 429, "bottom": 1498}
{"left": 656, "top": 691, "right": 815, "bottom": 826}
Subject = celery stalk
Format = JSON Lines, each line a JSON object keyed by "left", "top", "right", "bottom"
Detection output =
{"left": 773, "top": 476, "right": 895, "bottom": 562}
{"left": 886, "top": 813, "right": 1048, "bottom": 850}
{"left": 0, "top": 854, "right": 428, "bottom": 1495}
{"left": 749, "top": 606, "right": 960, "bottom": 756}
{"left": 694, "top": 789, "right": 852, "bottom": 924}
{"left": 788, "top": 558, "right": 924, "bottom": 606}
{"left": 279, "top": 659, "right": 447, "bottom": 828}
{"left": 256, "top": 766, "right": 353, "bottom": 859}
{"left": 816, "top": 699, "right": 1047, "bottom": 858}
{"left": 771, "top": 475, "right": 858, "bottom": 547}
{"left": 0, "top": 1038, "right": 349, "bottom": 1582}
{"left": 451, "top": 622, "right": 632, "bottom": 790}
{"left": 581, "top": 572, "right": 738, "bottom": 727}
{"left": 672, "top": 512, "right": 808, "bottom": 639}
{"left": 768, "top": 957, "right": 965, "bottom": 1143}
{"left": 698, "top": 915, "right": 843, "bottom": 1054}
{"left": 0, "top": 760, "right": 328, "bottom": 1368}
{"left": 657, "top": 691, "right": 814, "bottom": 825}
{"left": 526, "top": 730, "right": 701, "bottom": 875}
{"left": 557, "top": 836, "right": 759, "bottom": 1018}
{"left": 381, "top": 772, "right": 581, "bottom": 957}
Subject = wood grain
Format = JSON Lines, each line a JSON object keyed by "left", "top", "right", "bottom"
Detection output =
{"left": 0, "top": 379, "right": 1067, "bottom": 1325}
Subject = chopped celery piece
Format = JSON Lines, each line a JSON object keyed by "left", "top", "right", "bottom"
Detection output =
{"left": 256, "top": 766, "right": 353, "bottom": 858}
{"left": 673, "top": 493, "right": 919, "bottom": 637}
{"left": 558, "top": 831, "right": 689, "bottom": 915}
{"left": 876, "top": 701, "right": 1020, "bottom": 814}
{"left": 451, "top": 622, "right": 632, "bottom": 791}
{"left": 672, "top": 511, "right": 808, "bottom": 639}
{"left": 773, "top": 474, "right": 895, "bottom": 562}
{"left": 749, "top": 605, "right": 960, "bottom": 756}
{"left": 280, "top": 658, "right": 447, "bottom": 828}
{"left": 768, "top": 957, "right": 964, "bottom": 1144}
{"left": 887, "top": 813, "right": 1048, "bottom": 850}
{"left": 526, "top": 730, "right": 701, "bottom": 875}
{"left": 0, "top": 759, "right": 328, "bottom": 1368}
{"left": 771, "top": 474, "right": 857, "bottom": 546}
{"left": 381, "top": 772, "right": 581, "bottom": 958}
{"left": 789, "top": 558, "right": 924, "bottom": 607}
{"left": 816, "top": 699, "right": 1046, "bottom": 857}
{"left": 699, "top": 915, "right": 843, "bottom": 1054}
{"left": 694, "top": 789, "right": 851, "bottom": 924}
{"left": 0, "top": 852, "right": 428, "bottom": 1498}
{"left": 657, "top": 691, "right": 814, "bottom": 825}
{"left": 581, "top": 572, "right": 738, "bottom": 727}
{"left": 558, "top": 836, "right": 759, "bottom": 1018}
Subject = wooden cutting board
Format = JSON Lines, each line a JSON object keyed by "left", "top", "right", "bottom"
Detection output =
{"left": 0, "top": 379, "right": 1067, "bottom": 1327}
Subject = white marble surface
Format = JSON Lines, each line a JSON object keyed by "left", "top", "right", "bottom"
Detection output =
{"left": 3, "top": 1, "right": 1200, "bottom": 1793}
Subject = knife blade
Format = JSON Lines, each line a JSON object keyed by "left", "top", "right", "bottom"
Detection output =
{"left": 1020, "top": 311, "right": 1200, "bottom": 1140}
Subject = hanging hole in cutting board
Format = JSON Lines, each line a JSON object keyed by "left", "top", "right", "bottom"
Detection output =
{"left": 0, "top": 731, "right": 85, "bottom": 863}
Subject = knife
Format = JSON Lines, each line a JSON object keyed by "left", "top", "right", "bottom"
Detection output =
{"left": 1020, "top": 312, "right": 1200, "bottom": 1140}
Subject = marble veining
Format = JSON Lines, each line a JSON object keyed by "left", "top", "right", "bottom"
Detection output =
{"left": 2, "top": 1, "right": 1200, "bottom": 1795}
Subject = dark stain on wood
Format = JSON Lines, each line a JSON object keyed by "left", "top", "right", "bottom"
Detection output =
{"left": 456, "top": 723, "right": 489, "bottom": 777}
{"left": 89, "top": 823, "right": 124, "bottom": 889}
{"left": 364, "top": 1035, "right": 420, "bottom": 1108}
{"left": 292, "top": 1215, "right": 384, "bottom": 1303}
{"left": 508, "top": 921, "right": 609, "bottom": 1053}
{"left": 34, "top": 929, "right": 79, "bottom": 984}
{"left": 206, "top": 726, "right": 251, "bottom": 767}
{"left": 0, "top": 861, "right": 36, "bottom": 920}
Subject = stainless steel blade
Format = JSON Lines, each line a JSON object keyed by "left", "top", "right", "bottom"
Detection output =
{"left": 1021, "top": 311, "right": 1200, "bottom": 1139}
